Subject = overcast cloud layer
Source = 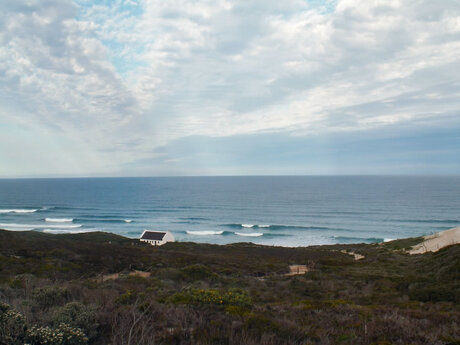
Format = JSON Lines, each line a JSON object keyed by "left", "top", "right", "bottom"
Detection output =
{"left": 1, "top": 0, "right": 459, "bottom": 177}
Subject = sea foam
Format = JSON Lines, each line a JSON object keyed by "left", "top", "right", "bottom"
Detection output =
{"left": 45, "top": 218, "right": 73, "bottom": 223}
{"left": 186, "top": 230, "right": 224, "bottom": 235}
{"left": 0, "top": 223, "right": 82, "bottom": 230}
{"left": 0, "top": 209, "right": 38, "bottom": 214}
{"left": 43, "top": 229, "right": 94, "bottom": 234}
{"left": 235, "top": 232, "right": 263, "bottom": 237}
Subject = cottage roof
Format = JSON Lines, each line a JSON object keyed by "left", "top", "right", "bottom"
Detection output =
{"left": 141, "top": 231, "right": 166, "bottom": 240}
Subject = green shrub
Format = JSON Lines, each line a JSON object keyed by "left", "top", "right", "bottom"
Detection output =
{"left": 52, "top": 302, "right": 98, "bottom": 340}
{"left": 169, "top": 288, "right": 252, "bottom": 308}
{"left": 115, "top": 290, "right": 145, "bottom": 305}
{"left": 0, "top": 302, "right": 26, "bottom": 345}
{"left": 26, "top": 323, "right": 87, "bottom": 345}
{"left": 181, "top": 264, "right": 215, "bottom": 281}
{"left": 225, "top": 305, "right": 250, "bottom": 317}
{"left": 158, "top": 268, "right": 186, "bottom": 282}
{"left": 244, "top": 313, "right": 280, "bottom": 333}
{"left": 32, "top": 286, "right": 71, "bottom": 309}
{"left": 409, "top": 286, "right": 458, "bottom": 303}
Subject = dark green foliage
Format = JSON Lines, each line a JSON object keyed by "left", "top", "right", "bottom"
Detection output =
{"left": 52, "top": 302, "right": 98, "bottom": 340}
{"left": 115, "top": 290, "right": 140, "bottom": 305}
{"left": 32, "top": 286, "right": 71, "bottom": 309}
{"left": 383, "top": 237, "right": 424, "bottom": 250}
{"left": 181, "top": 264, "right": 216, "bottom": 281}
{"left": 0, "top": 302, "right": 26, "bottom": 345}
{"left": 169, "top": 288, "right": 252, "bottom": 308}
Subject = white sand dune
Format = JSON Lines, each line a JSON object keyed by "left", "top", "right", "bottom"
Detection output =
{"left": 409, "top": 227, "right": 460, "bottom": 254}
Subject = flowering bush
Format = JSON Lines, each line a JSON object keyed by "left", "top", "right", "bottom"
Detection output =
{"left": 52, "top": 302, "right": 98, "bottom": 340}
{"left": 26, "top": 323, "right": 88, "bottom": 345}
{"left": 0, "top": 302, "right": 26, "bottom": 345}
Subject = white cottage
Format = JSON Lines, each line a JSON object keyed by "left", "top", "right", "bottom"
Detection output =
{"left": 140, "top": 230, "right": 175, "bottom": 246}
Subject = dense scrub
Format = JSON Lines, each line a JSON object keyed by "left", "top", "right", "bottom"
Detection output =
{"left": 0, "top": 230, "right": 459, "bottom": 344}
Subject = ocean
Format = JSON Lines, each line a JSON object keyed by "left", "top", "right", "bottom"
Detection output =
{"left": 0, "top": 176, "right": 459, "bottom": 246}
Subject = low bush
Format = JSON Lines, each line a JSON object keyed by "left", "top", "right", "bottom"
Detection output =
{"left": 169, "top": 288, "right": 252, "bottom": 308}
{"left": 32, "top": 286, "right": 71, "bottom": 309}
{"left": 181, "top": 264, "right": 215, "bottom": 281}
{"left": 52, "top": 302, "right": 98, "bottom": 340}
{"left": 26, "top": 323, "right": 88, "bottom": 345}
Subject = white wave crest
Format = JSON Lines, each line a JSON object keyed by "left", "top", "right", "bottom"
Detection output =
{"left": 0, "top": 209, "right": 38, "bottom": 214}
{"left": 0, "top": 223, "right": 82, "bottom": 230}
{"left": 45, "top": 218, "right": 73, "bottom": 223}
{"left": 242, "top": 224, "right": 254, "bottom": 228}
{"left": 43, "top": 229, "right": 94, "bottom": 234}
{"left": 0, "top": 225, "right": 35, "bottom": 231}
{"left": 124, "top": 219, "right": 133, "bottom": 223}
{"left": 384, "top": 238, "right": 395, "bottom": 242}
{"left": 235, "top": 232, "right": 263, "bottom": 237}
{"left": 186, "top": 230, "right": 224, "bottom": 235}
{"left": 258, "top": 225, "right": 270, "bottom": 228}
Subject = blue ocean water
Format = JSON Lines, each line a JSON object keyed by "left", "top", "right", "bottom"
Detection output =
{"left": 0, "top": 176, "right": 459, "bottom": 246}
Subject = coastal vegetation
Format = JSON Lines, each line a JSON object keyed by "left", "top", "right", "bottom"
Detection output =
{"left": 0, "top": 229, "right": 459, "bottom": 344}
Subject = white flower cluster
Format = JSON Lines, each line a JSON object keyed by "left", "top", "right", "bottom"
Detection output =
{"left": 26, "top": 323, "right": 88, "bottom": 345}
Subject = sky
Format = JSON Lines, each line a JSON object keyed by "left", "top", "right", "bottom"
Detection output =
{"left": 0, "top": 0, "right": 459, "bottom": 177}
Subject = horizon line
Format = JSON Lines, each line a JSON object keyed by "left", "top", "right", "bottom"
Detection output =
{"left": 1, "top": 173, "right": 460, "bottom": 180}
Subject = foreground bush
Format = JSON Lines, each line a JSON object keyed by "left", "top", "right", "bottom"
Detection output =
{"left": 0, "top": 302, "right": 26, "bottom": 345}
{"left": 52, "top": 302, "right": 98, "bottom": 341}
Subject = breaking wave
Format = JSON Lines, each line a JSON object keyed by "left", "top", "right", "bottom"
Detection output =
{"left": 43, "top": 229, "right": 95, "bottom": 234}
{"left": 0, "top": 209, "right": 38, "bottom": 214}
{"left": 186, "top": 230, "right": 224, "bottom": 235}
{"left": 45, "top": 218, "right": 73, "bottom": 223}
{"left": 222, "top": 224, "right": 350, "bottom": 231}
{"left": 235, "top": 232, "right": 263, "bottom": 237}
{"left": 0, "top": 223, "right": 82, "bottom": 231}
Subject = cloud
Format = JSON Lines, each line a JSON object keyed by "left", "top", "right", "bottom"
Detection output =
{"left": 0, "top": 0, "right": 459, "bottom": 176}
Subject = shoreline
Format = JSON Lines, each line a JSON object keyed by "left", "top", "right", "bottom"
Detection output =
{"left": 1, "top": 226, "right": 459, "bottom": 252}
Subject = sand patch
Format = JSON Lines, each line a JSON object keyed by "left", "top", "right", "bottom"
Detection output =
{"left": 286, "top": 265, "right": 309, "bottom": 276}
{"left": 340, "top": 250, "right": 365, "bottom": 260}
{"left": 101, "top": 273, "right": 119, "bottom": 282}
{"left": 129, "top": 270, "right": 151, "bottom": 278}
{"left": 409, "top": 227, "right": 460, "bottom": 255}
{"left": 100, "top": 270, "right": 150, "bottom": 282}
